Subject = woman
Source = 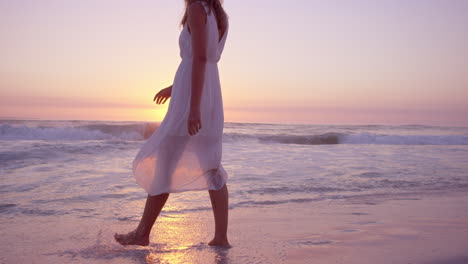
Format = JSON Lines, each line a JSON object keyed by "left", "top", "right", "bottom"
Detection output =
{"left": 114, "top": 0, "right": 230, "bottom": 247}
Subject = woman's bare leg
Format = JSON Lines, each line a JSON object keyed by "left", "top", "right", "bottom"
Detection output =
{"left": 208, "top": 184, "right": 231, "bottom": 247}
{"left": 114, "top": 193, "right": 169, "bottom": 246}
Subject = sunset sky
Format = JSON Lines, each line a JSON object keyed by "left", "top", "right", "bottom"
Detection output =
{"left": 1, "top": 0, "right": 467, "bottom": 125}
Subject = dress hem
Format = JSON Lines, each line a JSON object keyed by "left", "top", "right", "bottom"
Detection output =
{"left": 144, "top": 179, "right": 227, "bottom": 197}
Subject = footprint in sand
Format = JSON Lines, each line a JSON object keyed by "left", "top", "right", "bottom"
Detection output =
{"left": 291, "top": 240, "right": 334, "bottom": 246}
{"left": 341, "top": 229, "right": 359, "bottom": 233}
{"left": 351, "top": 212, "right": 369, "bottom": 215}
{"left": 352, "top": 221, "right": 378, "bottom": 225}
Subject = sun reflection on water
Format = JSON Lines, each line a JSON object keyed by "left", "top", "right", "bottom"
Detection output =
{"left": 140, "top": 212, "right": 231, "bottom": 264}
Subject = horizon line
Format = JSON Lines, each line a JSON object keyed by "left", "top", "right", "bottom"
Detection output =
{"left": 1, "top": 116, "right": 467, "bottom": 129}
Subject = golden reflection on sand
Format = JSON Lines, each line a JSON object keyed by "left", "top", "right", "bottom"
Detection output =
{"left": 144, "top": 212, "right": 209, "bottom": 264}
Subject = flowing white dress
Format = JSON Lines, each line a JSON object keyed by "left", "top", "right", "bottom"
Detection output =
{"left": 132, "top": 2, "right": 229, "bottom": 196}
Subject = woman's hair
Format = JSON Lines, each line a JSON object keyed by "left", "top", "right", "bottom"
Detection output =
{"left": 181, "top": 0, "right": 228, "bottom": 34}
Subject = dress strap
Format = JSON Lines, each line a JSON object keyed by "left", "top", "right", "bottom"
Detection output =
{"left": 189, "top": 1, "right": 211, "bottom": 16}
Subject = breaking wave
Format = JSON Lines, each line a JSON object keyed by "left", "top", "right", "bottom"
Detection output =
{"left": 223, "top": 132, "right": 468, "bottom": 145}
{"left": 1, "top": 123, "right": 468, "bottom": 145}
{"left": 0, "top": 123, "right": 158, "bottom": 141}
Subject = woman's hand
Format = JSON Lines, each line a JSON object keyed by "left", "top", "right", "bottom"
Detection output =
{"left": 153, "top": 86, "right": 172, "bottom": 104}
{"left": 188, "top": 107, "right": 201, "bottom": 136}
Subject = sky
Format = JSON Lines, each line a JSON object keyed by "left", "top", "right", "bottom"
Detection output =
{"left": 1, "top": 0, "right": 467, "bottom": 126}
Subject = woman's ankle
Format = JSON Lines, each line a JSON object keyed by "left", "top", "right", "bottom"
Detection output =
{"left": 136, "top": 226, "right": 150, "bottom": 238}
{"left": 213, "top": 233, "right": 228, "bottom": 241}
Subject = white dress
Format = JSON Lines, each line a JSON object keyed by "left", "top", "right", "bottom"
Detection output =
{"left": 132, "top": 2, "right": 229, "bottom": 196}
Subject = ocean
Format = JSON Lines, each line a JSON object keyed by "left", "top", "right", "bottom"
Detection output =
{"left": 1, "top": 119, "right": 468, "bottom": 217}
{"left": 1, "top": 119, "right": 468, "bottom": 263}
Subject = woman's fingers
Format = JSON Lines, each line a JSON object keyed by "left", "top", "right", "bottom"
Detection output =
{"left": 154, "top": 95, "right": 161, "bottom": 103}
{"left": 189, "top": 123, "right": 195, "bottom": 135}
{"left": 155, "top": 95, "right": 167, "bottom": 104}
{"left": 154, "top": 91, "right": 162, "bottom": 102}
{"left": 154, "top": 88, "right": 171, "bottom": 104}
{"left": 188, "top": 120, "right": 201, "bottom": 136}
{"left": 188, "top": 124, "right": 195, "bottom": 135}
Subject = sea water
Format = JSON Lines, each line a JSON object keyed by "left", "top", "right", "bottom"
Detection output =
{"left": 2, "top": 119, "right": 468, "bottom": 263}
{"left": 1, "top": 119, "right": 468, "bottom": 221}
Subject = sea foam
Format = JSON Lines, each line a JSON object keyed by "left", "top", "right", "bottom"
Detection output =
{"left": 1, "top": 122, "right": 468, "bottom": 145}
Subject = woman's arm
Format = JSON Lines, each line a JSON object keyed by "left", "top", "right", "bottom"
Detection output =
{"left": 153, "top": 85, "right": 172, "bottom": 104}
{"left": 187, "top": 2, "right": 208, "bottom": 136}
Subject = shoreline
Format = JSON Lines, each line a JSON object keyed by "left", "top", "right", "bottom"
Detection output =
{"left": 2, "top": 190, "right": 468, "bottom": 263}
{"left": 280, "top": 190, "right": 468, "bottom": 264}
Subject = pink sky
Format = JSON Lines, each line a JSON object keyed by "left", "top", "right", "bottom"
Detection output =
{"left": 1, "top": 0, "right": 467, "bottom": 126}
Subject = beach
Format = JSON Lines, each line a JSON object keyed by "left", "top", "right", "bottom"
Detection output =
{"left": 1, "top": 120, "right": 468, "bottom": 263}
{"left": 2, "top": 191, "right": 468, "bottom": 264}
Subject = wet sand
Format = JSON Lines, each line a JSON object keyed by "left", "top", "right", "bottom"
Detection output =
{"left": 2, "top": 191, "right": 468, "bottom": 264}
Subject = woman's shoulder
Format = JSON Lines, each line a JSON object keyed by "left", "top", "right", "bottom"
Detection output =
{"left": 187, "top": 0, "right": 209, "bottom": 13}
{"left": 187, "top": 1, "right": 211, "bottom": 27}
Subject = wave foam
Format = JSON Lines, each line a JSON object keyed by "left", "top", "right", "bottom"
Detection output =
{"left": 0, "top": 124, "right": 157, "bottom": 141}
{"left": 341, "top": 133, "right": 468, "bottom": 145}
{"left": 1, "top": 123, "right": 468, "bottom": 145}
{"left": 223, "top": 132, "right": 468, "bottom": 145}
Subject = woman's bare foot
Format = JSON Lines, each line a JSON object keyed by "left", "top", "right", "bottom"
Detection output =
{"left": 114, "top": 230, "right": 150, "bottom": 246}
{"left": 208, "top": 237, "right": 231, "bottom": 248}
